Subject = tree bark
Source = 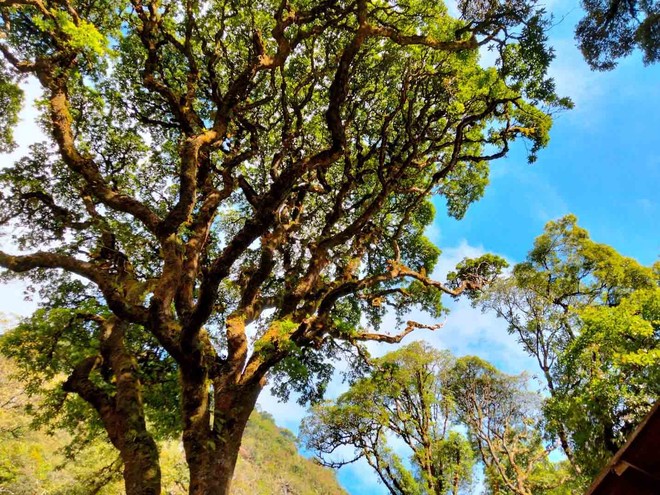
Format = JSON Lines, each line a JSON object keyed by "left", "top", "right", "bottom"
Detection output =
{"left": 104, "top": 320, "right": 162, "bottom": 495}
{"left": 182, "top": 369, "right": 264, "bottom": 495}
{"left": 63, "top": 318, "right": 161, "bottom": 495}
{"left": 119, "top": 432, "right": 162, "bottom": 495}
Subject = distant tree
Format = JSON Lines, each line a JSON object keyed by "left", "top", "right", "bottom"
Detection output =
{"left": 576, "top": 0, "right": 660, "bottom": 70}
{"left": 446, "top": 356, "right": 571, "bottom": 495}
{"left": 302, "top": 344, "right": 571, "bottom": 495}
{"left": 0, "top": 0, "right": 566, "bottom": 493}
{"left": 302, "top": 342, "right": 476, "bottom": 495}
{"left": 477, "top": 215, "right": 659, "bottom": 479}
{"left": 0, "top": 353, "right": 125, "bottom": 495}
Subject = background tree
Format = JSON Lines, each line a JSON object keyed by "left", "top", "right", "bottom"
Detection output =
{"left": 446, "top": 356, "right": 571, "bottom": 495}
{"left": 575, "top": 0, "right": 660, "bottom": 70}
{"left": 0, "top": 0, "right": 566, "bottom": 492}
{"left": 546, "top": 286, "right": 660, "bottom": 477}
{"left": 302, "top": 343, "right": 571, "bottom": 495}
{"left": 477, "top": 215, "right": 659, "bottom": 479}
{"left": 301, "top": 342, "right": 476, "bottom": 495}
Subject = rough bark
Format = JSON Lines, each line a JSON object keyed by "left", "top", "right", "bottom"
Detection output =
{"left": 0, "top": 1, "right": 554, "bottom": 493}
{"left": 182, "top": 370, "right": 264, "bottom": 495}
{"left": 63, "top": 318, "right": 161, "bottom": 495}
{"left": 120, "top": 433, "right": 161, "bottom": 495}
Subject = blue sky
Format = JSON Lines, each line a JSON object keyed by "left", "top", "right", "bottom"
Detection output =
{"left": 0, "top": 1, "right": 658, "bottom": 493}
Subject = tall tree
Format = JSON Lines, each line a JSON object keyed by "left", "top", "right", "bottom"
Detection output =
{"left": 546, "top": 286, "right": 660, "bottom": 477}
{"left": 477, "top": 215, "right": 659, "bottom": 479}
{"left": 0, "top": 0, "right": 565, "bottom": 493}
{"left": 302, "top": 342, "right": 475, "bottom": 495}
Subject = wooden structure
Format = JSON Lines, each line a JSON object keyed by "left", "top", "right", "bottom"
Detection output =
{"left": 587, "top": 401, "right": 660, "bottom": 494}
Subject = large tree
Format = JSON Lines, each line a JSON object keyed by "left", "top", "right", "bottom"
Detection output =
{"left": 477, "top": 215, "right": 659, "bottom": 479}
{"left": 0, "top": 0, "right": 565, "bottom": 493}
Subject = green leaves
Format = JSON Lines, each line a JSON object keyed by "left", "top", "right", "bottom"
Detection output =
{"left": 576, "top": 0, "right": 660, "bottom": 70}
{"left": 446, "top": 356, "right": 575, "bottom": 495}
{"left": 477, "top": 214, "right": 659, "bottom": 482}
{"left": 302, "top": 343, "right": 474, "bottom": 494}
{"left": 0, "top": 65, "right": 23, "bottom": 153}
{"left": 447, "top": 253, "right": 509, "bottom": 299}
{"left": 548, "top": 287, "right": 660, "bottom": 475}
{"left": 0, "top": 0, "right": 571, "bottom": 490}
{"left": 51, "top": 12, "right": 111, "bottom": 57}
{"left": 302, "top": 343, "right": 576, "bottom": 495}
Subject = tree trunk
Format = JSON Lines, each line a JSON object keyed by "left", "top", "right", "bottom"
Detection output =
{"left": 105, "top": 319, "right": 162, "bottom": 495}
{"left": 63, "top": 317, "right": 162, "bottom": 495}
{"left": 542, "top": 368, "right": 580, "bottom": 474}
{"left": 182, "top": 370, "right": 264, "bottom": 495}
{"left": 120, "top": 432, "right": 162, "bottom": 495}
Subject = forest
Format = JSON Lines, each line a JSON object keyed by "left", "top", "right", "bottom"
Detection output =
{"left": 0, "top": 0, "right": 658, "bottom": 494}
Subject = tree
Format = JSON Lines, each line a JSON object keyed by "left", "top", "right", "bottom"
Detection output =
{"left": 302, "top": 343, "right": 570, "bottom": 495}
{"left": 0, "top": 0, "right": 565, "bottom": 493}
{"left": 301, "top": 342, "right": 475, "bottom": 495}
{"left": 575, "top": 0, "right": 660, "bottom": 70}
{"left": 477, "top": 215, "right": 659, "bottom": 479}
{"left": 446, "top": 357, "right": 570, "bottom": 495}
{"left": 0, "top": 352, "right": 348, "bottom": 495}
{"left": 0, "top": 352, "right": 126, "bottom": 495}
{"left": 546, "top": 286, "right": 660, "bottom": 477}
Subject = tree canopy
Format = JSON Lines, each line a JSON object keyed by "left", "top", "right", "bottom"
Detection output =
{"left": 0, "top": 0, "right": 566, "bottom": 492}
{"left": 576, "top": 0, "right": 660, "bottom": 70}
{"left": 302, "top": 342, "right": 476, "bottom": 495}
{"left": 446, "top": 356, "right": 574, "bottom": 495}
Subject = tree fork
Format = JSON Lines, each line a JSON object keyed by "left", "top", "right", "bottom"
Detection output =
{"left": 182, "top": 370, "right": 264, "bottom": 495}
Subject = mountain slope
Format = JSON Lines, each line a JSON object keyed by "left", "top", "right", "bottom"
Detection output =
{"left": 0, "top": 356, "right": 346, "bottom": 495}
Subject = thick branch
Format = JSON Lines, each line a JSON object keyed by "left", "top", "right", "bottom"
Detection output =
{"left": 0, "top": 250, "right": 149, "bottom": 324}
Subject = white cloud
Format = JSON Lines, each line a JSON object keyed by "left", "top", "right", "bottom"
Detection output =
{"left": 425, "top": 241, "right": 534, "bottom": 375}
{"left": 435, "top": 240, "right": 488, "bottom": 278}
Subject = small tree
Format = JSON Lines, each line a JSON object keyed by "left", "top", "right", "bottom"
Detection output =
{"left": 302, "top": 342, "right": 475, "bottom": 495}
{"left": 446, "top": 357, "right": 570, "bottom": 495}
{"left": 0, "top": 0, "right": 565, "bottom": 493}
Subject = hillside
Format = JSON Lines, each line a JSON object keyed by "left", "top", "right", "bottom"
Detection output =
{"left": 233, "top": 411, "right": 347, "bottom": 495}
{"left": 0, "top": 356, "right": 347, "bottom": 495}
